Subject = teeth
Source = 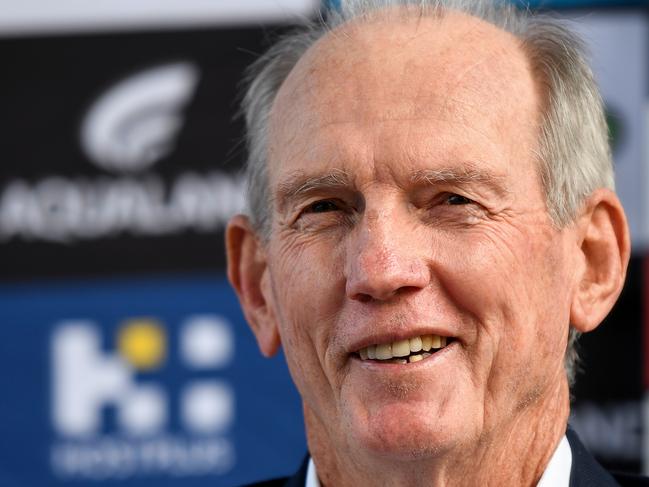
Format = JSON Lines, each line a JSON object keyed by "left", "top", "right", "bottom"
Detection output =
{"left": 388, "top": 358, "right": 408, "bottom": 364}
{"left": 357, "top": 334, "right": 450, "bottom": 363}
{"left": 409, "top": 336, "right": 422, "bottom": 352}
{"left": 375, "top": 343, "right": 392, "bottom": 360}
{"left": 392, "top": 339, "right": 411, "bottom": 357}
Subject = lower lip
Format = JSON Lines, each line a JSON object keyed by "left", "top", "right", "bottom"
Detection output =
{"left": 351, "top": 340, "right": 457, "bottom": 371}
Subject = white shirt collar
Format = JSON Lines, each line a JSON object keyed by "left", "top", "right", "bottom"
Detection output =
{"left": 305, "top": 435, "right": 571, "bottom": 487}
{"left": 537, "top": 435, "right": 572, "bottom": 487}
{"left": 305, "top": 456, "right": 320, "bottom": 487}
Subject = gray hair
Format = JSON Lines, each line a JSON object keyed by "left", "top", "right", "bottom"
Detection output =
{"left": 240, "top": 0, "right": 614, "bottom": 386}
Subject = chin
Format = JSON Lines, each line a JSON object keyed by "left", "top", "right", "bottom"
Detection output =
{"left": 348, "top": 402, "right": 461, "bottom": 461}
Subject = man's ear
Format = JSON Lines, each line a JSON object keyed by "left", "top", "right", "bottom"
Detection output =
{"left": 570, "top": 188, "right": 630, "bottom": 333}
{"left": 226, "top": 215, "right": 281, "bottom": 357}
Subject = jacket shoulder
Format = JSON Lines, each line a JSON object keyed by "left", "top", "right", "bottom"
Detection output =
{"left": 567, "top": 427, "right": 648, "bottom": 487}
{"left": 612, "top": 472, "right": 649, "bottom": 487}
{"left": 239, "top": 455, "right": 309, "bottom": 487}
{"left": 240, "top": 478, "right": 289, "bottom": 487}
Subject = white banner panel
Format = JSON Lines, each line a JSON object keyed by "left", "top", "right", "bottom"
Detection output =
{"left": 0, "top": 0, "right": 318, "bottom": 36}
{"left": 563, "top": 11, "right": 649, "bottom": 252}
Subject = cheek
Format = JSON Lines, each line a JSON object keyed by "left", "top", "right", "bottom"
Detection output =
{"left": 271, "top": 234, "right": 347, "bottom": 321}
{"left": 432, "top": 225, "right": 573, "bottom": 370}
{"left": 432, "top": 228, "right": 533, "bottom": 323}
{"left": 438, "top": 222, "right": 570, "bottom": 312}
{"left": 266, "top": 236, "right": 346, "bottom": 384}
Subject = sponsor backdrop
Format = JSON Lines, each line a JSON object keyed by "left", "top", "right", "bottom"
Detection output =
{"left": 0, "top": 2, "right": 315, "bottom": 485}
{"left": 0, "top": 1, "right": 647, "bottom": 485}
{"left": 0, "top": 277, "right": 303, "bottom": 486}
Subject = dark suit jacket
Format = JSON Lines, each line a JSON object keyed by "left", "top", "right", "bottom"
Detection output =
{"left": 243, "top": 429, "right": 647, "bottom": 487}
{"left": 566, "top": 428, "right": 647, "bottom": 487}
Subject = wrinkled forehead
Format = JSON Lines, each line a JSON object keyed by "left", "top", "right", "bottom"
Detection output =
{"left": 270, "top": 9, "right": 538, "bottom": 133}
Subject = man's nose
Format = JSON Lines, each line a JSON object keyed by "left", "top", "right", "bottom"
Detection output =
{"left": 345, "top": 210, "right": 430, "bottom": 302}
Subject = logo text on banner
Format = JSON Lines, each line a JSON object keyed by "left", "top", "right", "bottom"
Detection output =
{"left": 50, "top": 315, "right": 236, "bottom": 480}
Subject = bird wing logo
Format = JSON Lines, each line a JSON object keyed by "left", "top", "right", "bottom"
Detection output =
{"left": 80, "top": 61, "right": 200, "bottom": 173}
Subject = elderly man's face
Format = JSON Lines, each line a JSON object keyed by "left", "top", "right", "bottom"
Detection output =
{"left": 259, "top": 13, "right": 581, "bottom": 459}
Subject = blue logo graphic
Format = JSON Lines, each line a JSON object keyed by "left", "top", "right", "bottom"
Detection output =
{"left": 0, "top": 275, "right": 304, "bottom": 486}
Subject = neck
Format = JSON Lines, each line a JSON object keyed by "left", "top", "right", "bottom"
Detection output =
{"left": 305, "top": 379, "right": 570, "bottom": 487}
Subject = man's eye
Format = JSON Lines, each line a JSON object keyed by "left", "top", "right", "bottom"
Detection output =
{"left": 307, "top": 200, "right": 340, "bottom": 213}
{"left": 446, "top": 194, "right": 473, "bottom": 205}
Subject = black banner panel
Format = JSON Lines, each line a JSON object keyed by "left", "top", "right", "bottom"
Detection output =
{"left": 0, "top": 27, "right": 270, "bottom": 279}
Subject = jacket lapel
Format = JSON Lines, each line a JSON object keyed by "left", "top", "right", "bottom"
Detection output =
{"left": 567, "top": 427, "right": 619, "bottom": 487}
{"left": 283, "top": 456, "right": 310, "bottom": 487}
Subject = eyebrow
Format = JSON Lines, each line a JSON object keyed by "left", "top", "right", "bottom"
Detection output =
{"left": 411, "top": 166, "right": 509, "bottom": 197}
{"left": 274, "top": 165, "right": 510, "bottom": 211}
{"left": 275, "top": 169, "right": 352, "bottom": 211}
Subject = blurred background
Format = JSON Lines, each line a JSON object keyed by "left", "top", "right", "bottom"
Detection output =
{"left": 0, "top": 0, "right": 647, "bottom": 485}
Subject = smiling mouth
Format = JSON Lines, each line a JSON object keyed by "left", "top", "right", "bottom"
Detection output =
{"left": 355, "top": 335, "right": 452, "bottom": 364}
